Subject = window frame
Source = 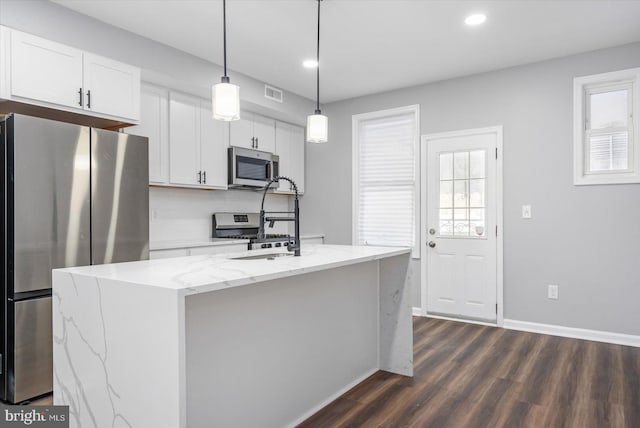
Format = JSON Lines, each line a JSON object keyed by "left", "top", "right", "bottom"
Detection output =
{"left": 352, "top": 104, "right": 420, "bottom": 258}
{"left": 574, "top": 68, "right": 640, "bottom": 185}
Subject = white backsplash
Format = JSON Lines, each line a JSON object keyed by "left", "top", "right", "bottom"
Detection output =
{"left": 150, "top": 187, "right": 291, "bottom": 242}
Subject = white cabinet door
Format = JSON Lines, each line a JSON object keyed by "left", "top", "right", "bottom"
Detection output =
{"left": 274, "top": 122, "right": 305, "bottom": 194}
{"left": 126, "top": 84, "right": 168, "bottom": 184}
{"left": 10, "top": 29, "right": 83, "bottom": 108}
{"left": 83, "top": 53, "right": 140, "bottom": 120}
{"left": 229, "top": 112, "right": 254, "bottom": 149}
{"left": 275, "top": 122, "right": 293, "bottom": 192}
{"left": 169, "top": 92, "right": 201, "bottom": 186}
{"left": 289, "top": 125, "right": 305, "bottom": 194}
{"left": 253, "top": 114, "right": 276, "bottom": 153}
{"left": 200, "top": 100, "right": 229, "bottom": 188}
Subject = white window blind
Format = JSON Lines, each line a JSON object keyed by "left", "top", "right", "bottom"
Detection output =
{"left": 355, "top": 108, "right": 418, "bottom": 252}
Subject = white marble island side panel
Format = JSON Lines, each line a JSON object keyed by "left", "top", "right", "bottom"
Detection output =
{"left": 52, "top": 245, "right": 412, "bottom": 428}
{"left": 52, "top": 272, "right": 185, "bottom": 428}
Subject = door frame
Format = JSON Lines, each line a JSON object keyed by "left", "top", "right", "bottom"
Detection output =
{"left": 419, "top": 126, "right": 504, "bottom": 326}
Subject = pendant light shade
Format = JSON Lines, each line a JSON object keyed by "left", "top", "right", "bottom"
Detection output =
{"left": 306, "top": 0, "right": 328, "bottom": 143}
{"left": 212, "top": 79, "right": 240, "bottom": 121}
{"left": 213, "top": 0, "right": 240, "bottom": 121}
{"left": 306, "top": 111, "right": 328, "bottom": 143}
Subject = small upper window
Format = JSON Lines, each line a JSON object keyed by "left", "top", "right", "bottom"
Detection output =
{"left": 574, "top": 68, "right": 640, "bottom": 185}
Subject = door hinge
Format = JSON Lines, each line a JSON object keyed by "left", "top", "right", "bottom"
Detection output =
{"left": 495, "top": 225, "right": 498, "bottom": 236}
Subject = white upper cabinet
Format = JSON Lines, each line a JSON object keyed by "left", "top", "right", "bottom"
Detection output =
{"left": 229, "top": 111, "right": 276, "bottom": 153}
{"left": 252, "top": 114, "right": 276, "bottom": 153}
{"left": 200, "top": 101, "right": 230, "bottom": 188}
{"left": 229, "top": 113, "right": 254, "bottom": 149}
{"left": 83, "top": 53, "right": 140, "bottom": 120}
{"left": 125, "top": 83, "right": 168, "bottom": 184}
{"left": 169, "top": 91, "right": 229, "bottom": 189}
{"left": 0, "top": 26, "right": 140, "bottom": 123}
{"left": 169, "top": 92, "right": 201, "bottom": 186}
{"left": 274, "top": 121, "right": 305, "bottom": 195}
{"left": 9, "top": 29, "right": 83, "bottom": 109}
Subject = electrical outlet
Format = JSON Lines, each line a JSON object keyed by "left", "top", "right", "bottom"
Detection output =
{"left": 522, "top": 205, "right": 532, "bottom": 219}
{"left": 548, "top": 284, "right": 558, "bottom": 300}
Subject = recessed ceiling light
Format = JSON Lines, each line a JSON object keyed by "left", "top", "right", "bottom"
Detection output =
{"left": 303, "top": 59, "right": 318, "bottom": 68}
{"left": 465, "top": 14, "right": 487, "bottom": 26}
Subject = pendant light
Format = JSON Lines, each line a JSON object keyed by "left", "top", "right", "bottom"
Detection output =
{"left": 306, "top": 0, "right": 328, "bottom": 143}
{"left": 212, "top": 0, "right": 240, "bottom": 121}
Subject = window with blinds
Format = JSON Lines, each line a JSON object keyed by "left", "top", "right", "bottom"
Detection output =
{"left": 585, "top": 84, "right": 633, "bottom": 173}
{"left": 574, "top": 68, "right": 640, "bottom": 185}
{"left": 353, "top": 106, "right": 419, "bottom": 254}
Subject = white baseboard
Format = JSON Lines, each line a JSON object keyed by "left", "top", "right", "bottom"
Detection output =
{"left": 503, "top": 319, "right": 640, "bottom": 348}
{"left": 412, "top": 306, "right": 424, "bottom": 316}
{"left": 426, "top": 313, "right": 497, "bottom": 327}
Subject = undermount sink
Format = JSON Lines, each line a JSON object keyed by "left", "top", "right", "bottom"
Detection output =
{"left": 230, "top": 252, "right": 294, "bottom": 260}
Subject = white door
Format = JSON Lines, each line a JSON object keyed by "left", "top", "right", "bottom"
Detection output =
{"left": 83, "top": 53, "right": 140, "bottom": 120}
{"left": 425, "top": 128, "right": 499, "bottom": 321}
{"left": 10, "top": 29, "right": 83, "bottom": 108}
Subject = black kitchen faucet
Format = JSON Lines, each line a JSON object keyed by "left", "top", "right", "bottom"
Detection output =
{"left": 257, "top": 176, "right": 301, "bottom": 256}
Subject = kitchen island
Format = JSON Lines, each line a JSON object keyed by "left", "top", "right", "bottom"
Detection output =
{"left": 52, "top": 244, "right": 413, "bottom": 428}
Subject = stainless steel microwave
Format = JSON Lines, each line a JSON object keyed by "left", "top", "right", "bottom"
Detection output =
{"left": 228, "top": 146, "right": 279, "bottom": 188}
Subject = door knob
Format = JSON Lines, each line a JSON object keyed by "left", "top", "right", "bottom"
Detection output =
{"left": 428, "top": 241, "right": 436, "bottom": 248}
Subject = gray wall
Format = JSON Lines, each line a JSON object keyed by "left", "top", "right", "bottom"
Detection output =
{"left": 304, "top": 42, "right": 640, "bottom": 336}
{"left": 0, "top": 0, "right": 315, "bottom": 124}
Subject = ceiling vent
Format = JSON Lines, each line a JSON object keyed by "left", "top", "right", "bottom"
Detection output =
{"left": 264, "top": 85, "right": 283, "bottom": 103}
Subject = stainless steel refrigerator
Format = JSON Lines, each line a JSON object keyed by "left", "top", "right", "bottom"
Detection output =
{"left": 0, "top": 114, "right": 149, "bottom": 403}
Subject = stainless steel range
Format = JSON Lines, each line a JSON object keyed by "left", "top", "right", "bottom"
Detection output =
{"left": 212, "top": 212, "right": 294, "bottom": 250}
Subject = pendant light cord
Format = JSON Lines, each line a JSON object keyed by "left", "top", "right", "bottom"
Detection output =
{"left": 223, "top": 0, "right": 228, "bottom": 78}
{"left": 316, "top": 0, "right": 321, "bottom": 113}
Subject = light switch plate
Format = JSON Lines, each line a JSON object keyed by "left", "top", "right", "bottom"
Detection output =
{"left": 548, "top": 284, "right": 558, "bottom": 300}
{"left": 522, "top": 205, "right": 532, "bottom": 219}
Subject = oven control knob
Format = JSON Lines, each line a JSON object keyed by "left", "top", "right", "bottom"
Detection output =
{"left": 275, "top": 243, "right": 281, "bottom": 247}
{"left": 261, "top": 244, "right": 267, "bottom": 249}
{"left": 267, "top": 243, "right": 272, "bottom": 248}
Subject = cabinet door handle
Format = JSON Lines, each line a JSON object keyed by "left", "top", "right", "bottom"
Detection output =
{"left": 203, "top": 171, "right": 206, "bottom": 184}
{"left": 86, "top": 90, "right": 91, "bottom": 109}
{"left": 255, "top": 137, "right": 258, "bottom": 148}
{"left": 251, "top": 137, "right": 255, "bottom": 148}
{"left": 78, "top": 88, "right": 83, "bottom": 106}
{"left": 197, "top": 171, "right": 202, "bottom": 184}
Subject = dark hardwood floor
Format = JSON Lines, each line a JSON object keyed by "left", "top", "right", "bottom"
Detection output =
{"left": 299, "top": 317, "right": 640, "bottom": 428}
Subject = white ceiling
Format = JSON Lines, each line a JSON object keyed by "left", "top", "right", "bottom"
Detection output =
{"left": 52, "top": 0, "right": 640, "bottom": 103}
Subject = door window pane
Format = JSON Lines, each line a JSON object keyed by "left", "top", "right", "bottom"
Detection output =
{"left": 438, "top": 149, "right": 487, "bottom": 238}
{"left": 439, "top": 152, "right": 453, "bottom": 180}
{"left": 439, "top": 181, "right": 453, "bottom": 208}
{"left": 454, "top": 152, "right": 469, "bottom": 179}
{"left": 469, "top": 150, "right": 486, "bottom": 179}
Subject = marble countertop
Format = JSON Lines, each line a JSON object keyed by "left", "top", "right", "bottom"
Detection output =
{"left": 149, "top": 234, "right": 325, "bottom": 251}
{"left": 55, "top": 244, "right": 409, "bottom": 296}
